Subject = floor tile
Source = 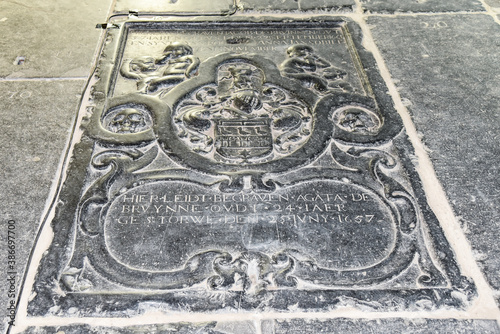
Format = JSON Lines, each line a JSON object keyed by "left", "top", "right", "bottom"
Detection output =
{"left": 20, "top": 321, "right": 258, "bottom": 334}
{"left": 0, "top": 0, "right": 111, "bottom": 78}
{"left": 0, "top": 80, "right": 84, "bottom": 331}
{"left": 114, "top": 0, "right": 235, "bottom": 14}
{"left": 238, "top": 0, "right": 354, "bottom": 11}
{"left": 264, "top": 318, "right": 500, "bottom": 333}
{"left": 368, "top": 14, "right": 500, "bottom": 291}
{"left": 360, "top": 0, "right": 485, "bottom": 14}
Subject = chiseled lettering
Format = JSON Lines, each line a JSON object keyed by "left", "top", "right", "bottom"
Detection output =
{"left": 121, "top": 205, "right": 149, "bottom": 213}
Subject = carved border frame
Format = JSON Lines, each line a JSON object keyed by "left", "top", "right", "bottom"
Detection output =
{"left": 26, "top": 16, "right": 476, "bottom": 317}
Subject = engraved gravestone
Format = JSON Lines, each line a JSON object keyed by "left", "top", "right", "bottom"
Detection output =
{"left": 26, "top": 17, "right": 474, "bottom": 317}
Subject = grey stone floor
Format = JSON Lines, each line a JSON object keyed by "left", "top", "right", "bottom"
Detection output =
{"left": 1, "top": 0, "right": 500, "bottom": 332}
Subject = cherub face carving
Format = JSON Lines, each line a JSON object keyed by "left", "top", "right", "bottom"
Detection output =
{"left": 333, "top": 106, "right": 382, "bottom": 135}
{"left": 129, "top": 56, "right": 157, "bottom": 73}
{"left": 109, "top": 108, "right": 146, "bottom": 133}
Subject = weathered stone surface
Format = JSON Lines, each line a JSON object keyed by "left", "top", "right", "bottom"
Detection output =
{"left": 21, "top": 16, "right": 474, "bottom": 323}
{"left": 0, "top": 0, "right": 110, "bottom": 78}
{"left": 238, "top": 0, "right": 298, "bottom": 11}
{"left": 238, "top": 0, "right": 354, "bottom": 12}
{"left": 300, "top": 0, "right": 354, "bottom": 11}
{"left": 264, "top": 318, "right": 500, "bottom": 333}
{"left": 19, "top": 319, "right": 500, "bottom": 333}
{"left": 0, "top": 81, "right": 84, "bottom": 332}
{"left": 368, "top": 14, "right": 500, "bottom": 292}
{"left": 359, "top": 0, "right": 484, "bottom": 13}
{"left": 20, "top": 321, "right": 258, "bottom": 334}
{"left": 114, "top": 0, "right": 235, "bottom": 14}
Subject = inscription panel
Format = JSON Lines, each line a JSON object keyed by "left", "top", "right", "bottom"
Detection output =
{"left": 105, "top": 180, "right": 396, "bottom": 272}
{"left": 25, "top": 18, "right": 475, "bottom": 318}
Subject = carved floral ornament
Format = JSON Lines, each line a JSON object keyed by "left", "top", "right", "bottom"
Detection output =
{"left": 91, "top": 44, "right": 384, "bottom": 168}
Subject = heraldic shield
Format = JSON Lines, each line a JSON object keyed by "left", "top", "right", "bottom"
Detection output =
{"left": 215, "top": 119, "right": 273, "bottom": 160}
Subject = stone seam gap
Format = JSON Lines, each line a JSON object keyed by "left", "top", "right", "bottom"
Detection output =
{"left": 10, "top": 78, "right": 94, "bottom": 334}
{"left": 477, "top": 0, "right": 500, "bottom": 24}
{"left": 15, "top": 309, "right": 500, "bottom": 329}
{"left": 353, "top": 0, "right": 500, "bottom": 320}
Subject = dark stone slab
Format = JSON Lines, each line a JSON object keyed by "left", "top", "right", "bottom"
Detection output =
{"left": 21, "top": 17, "right": 474, "bottom": 323}
{"left": 18, "top": 318, "right": 500, "bottom": 333}
{"left": 0, "top": 81, "right": 83, "bottom": 331}
{"left": 20, "top": 321, "right": 258, "bottom": 334}
{"left": 264, "top": 318, "right": 500, "bottom": 333}
{"left": 300, "top": 0, "right": 354, "bottom": 11}
{"left": 0, "top": 0, "right": 110, "bottom": 78}
{"left": 113, "top": 0, "right": 236, "bottom": 14}
{"left": 359, "top": 0, "right": 484, "bottom": 14}
{"left": 368, "top": 14, "right": 500, "bottom": 293}
{"left": 238, "top": 0, "right": 298, "bottom": 11}
{"left": 238, "top": 0, "right": 354, "bottom": 12}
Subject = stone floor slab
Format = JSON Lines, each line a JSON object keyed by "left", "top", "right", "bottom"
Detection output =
{"left": 265, "top": 318, "right": 500, "bottom": 333}
{"left": 17, "top": 319, "right": 500, "bottom": 333}
{"left": 237, "top": 0, "right": 354, "bottom": 12}
{"left": 0, "top": 0, "right": 110, "bottom": 78}
{"left": 113, "top": 0, "right": 236, "bottom": 14}
{"left": 20, "top": 321, "right": 258, "bottom": 334}
{"left": 237, "top": 0, "right": 299, "bottom": 11}
{"left": 0, "top": 80, "right": 84, "bottom": 332}
{"left": 359, "top": 0, "right": 485, "bottom": 14}
{"left": 368, "top": 14, "right": 500, "bottom": 293}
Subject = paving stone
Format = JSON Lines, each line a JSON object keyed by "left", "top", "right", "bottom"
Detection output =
{"left": 300, "top": 0, "right": 354, "bottom": 11}
{"left": 263, "top": 318, "right": 500, "bottom": 333}
{"left": 0, "top": 0, "right": 110, "bottom": 78}
{"left": 20, "top": 321, "right": 258, "bottom": 334}
{"left": 114, "top": 0, "right": 236, "bottom": 14}
{"left": 0, "top": 81, "right": 84, "bottom": 331}
{"left": 18, "top": 319, "right": 500, "bottom": 333}
{"left": 238, "top": 0, "right": 299, "bottom": 11}
{"left": 368, "top": 14, "right": 500, "bottom": 293}
{"left": 238, "top": 0, "right": 354, "bottom": 12}
{"left": 21, "top": 17, "right": 475, "bottom": 323}
{"left": 359, "top": 0, "right": 485, "bottom": 14}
